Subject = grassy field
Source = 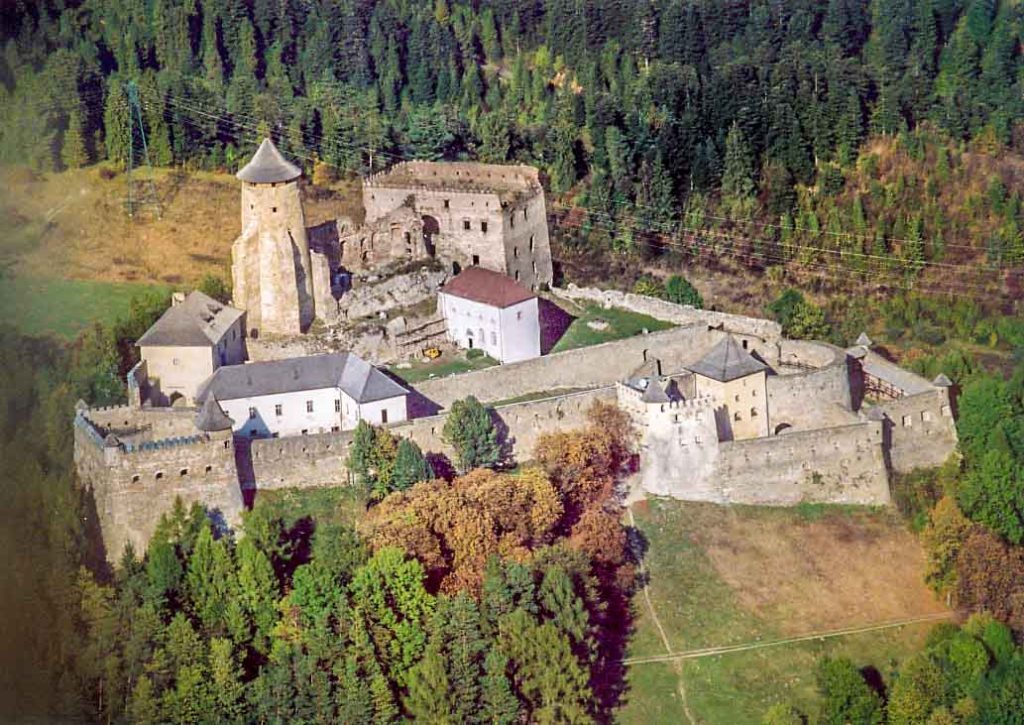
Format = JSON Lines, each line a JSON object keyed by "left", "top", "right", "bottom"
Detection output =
{"left": 0, "top": 274, "right": 168, "bottom": 339}
{"left": 549, "top": 302, "right": 675, "bottom": 354}
{"left": 386, "top": 350, "right": 498, "bottom": 383}
{"left": 617, "top": 499, "right": 947, "bottom": 723}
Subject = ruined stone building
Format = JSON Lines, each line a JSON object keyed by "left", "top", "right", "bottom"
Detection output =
{"left": 229, "top": 142, "right": 555, "bottom": 340}
{"left": 348, "top": 161, "right": 554, "bottom": 288}
{"left": 231, "top": 139, "right": 335, "bottom": 337}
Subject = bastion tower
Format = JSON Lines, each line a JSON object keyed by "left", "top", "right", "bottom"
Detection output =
{"left": 231, "top": 138, "right": 315, "bottom": 337}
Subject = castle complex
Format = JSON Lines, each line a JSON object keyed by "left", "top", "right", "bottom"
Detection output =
{"left": 230, "top": 141, "right": 554, "bottom": 340}
{"left": 73, "top": 141, "right": 961, "bottom": 562}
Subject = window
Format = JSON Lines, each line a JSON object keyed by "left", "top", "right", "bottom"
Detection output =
{"left": 272, "top": 206, "right": 277, "bottom": 213}
{"left": 179, "top": 468, "right": 188, "bottom": 477}
{"left": 513, "top": 246, "right": 518, "bottom": 258}
{"left": 735, "top": 394, "right": 740, "bottom": 402}
{"left": 532, "top": 260, "right": 537, "bottom": 274}
{"left": 301, "top": 429, "right": 308, "bottom": 435}
{"left": 381, "top": 409, "right": 388, "bottom": 424}
{"left": 734, "top": 412, "right": 742, "bottom": 421}
{"left": 155, "top": 471, "right": 164, "bottom": 480}
{"left": 524, "top": 208, "right": 528, "bottom": 220}
{"left": 306, "top": 400, "right": 314, "bottom": 413}
{"left": 463, "top": 219, "right": 471, "bottom": 231}
{"left": 472, "top": 254, "right": 480, "bottom": 266}
{"left": 750, "top": 408, "right": 758, "bottom": 417}
{"left": 204, "top": 465, "right": 212, "bottom": 474}
{"left": 516, "top": 310, "right": 523, "bottom": 321}
{"left": 249, "top": 430, "right": 257, "bottom": 437}
{"left": 444, "top": 199, "right": 450, "bottom": 209}
{"left": 172, "top": 358, "right": 180, "bottom": 366}
{"left": 491, "top": 331, "right": 497, "bottom": 346}
{"left": 902, "top": 415, "right": 913, "bottom": 427}
{"left": 275, "top": 404, "right": 282, "bottom": 417}
{"left": 922, "top": 410, "right": 933, "bottom": 422}
{"left": 529, "top": 234, "right": 535, "bottom": 251}
{"left": 131, "top": 474, "right": 140, "bottom": 483}
{"left": 481, "top": 221, "right": 488, "bottom": 233}
{"left": 249, "top": 407, "right": 257, "bottom": 419}
{"left": 510, "top": 214, "right": 515, "bottom": 228}
{"left": 514, "top": 270, "right": 520, "bottom": 281}
{"left": 335, "top": 399, "right": 341, "bottom": 413}
{"left": 742, "top": 339, "right": 749, "bottom": 350}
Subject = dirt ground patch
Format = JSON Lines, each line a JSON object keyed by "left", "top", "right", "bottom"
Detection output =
{"left": 688, "top": 505, "right": 947, "bottom": 634}
{"left": 1, "top": 164, "right": 362, "bottom": 286}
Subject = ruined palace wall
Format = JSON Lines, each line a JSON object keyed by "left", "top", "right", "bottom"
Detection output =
{"left": 715, "top": 420, "right": 890, "bottom": 505}
{"left": 364, "top": 185, "right": 509, "bottom": 274}
{"left": 766, "top": 346, "right": 856, "bottom": 432}
{"left": 414, "top": 325, "right": 721, "bottom": 410}
{"left": 501, "top": 191, "right": 553, "bottom": 287}
{"left": 75, "top": 415, "right": 243, "bottom": 561}
{"left": 249, "top": 387, "right": 617, "bottom": 489}
{"left": 878, "top": 388, "right": 959, "bottom": 472}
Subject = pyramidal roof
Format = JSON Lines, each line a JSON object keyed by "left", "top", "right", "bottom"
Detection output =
{"left": 195, "top": 395, "right": 234, "bottom": 432}
{"left": 688, "top": 335, "right": 768, "bottom": 382}
{"left": 236, "top": 138, "right": 302, "bottom": 183}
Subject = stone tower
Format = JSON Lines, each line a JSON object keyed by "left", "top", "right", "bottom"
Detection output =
{"left": 231, "top": 138, "right": 314, "bottom": 337}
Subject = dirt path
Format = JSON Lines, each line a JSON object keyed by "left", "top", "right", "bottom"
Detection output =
{"left": 627, "top": 506, "right": 696, "bottom": 725}
{"left": 624, "top": 612, "right": 955, "bottom": 667}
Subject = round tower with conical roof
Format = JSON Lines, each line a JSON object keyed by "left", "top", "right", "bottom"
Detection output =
{"left": 232, "top": 138, "right": 314, "bottom": 337}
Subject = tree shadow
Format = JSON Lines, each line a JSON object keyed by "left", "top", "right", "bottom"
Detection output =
{"left": 539, "top": 297, "right": 575, "bottom": 355}
{"left": 489, "top": 408, "right": 515, "bottom": 467}
{"left": 425, "top": 451, "right": 455, "bottom": 482}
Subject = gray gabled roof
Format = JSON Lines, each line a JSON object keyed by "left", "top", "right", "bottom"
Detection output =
{"left": 688, "top": 335, "right": 768, "bottom": 382}
{"left": 137, "top": 291, "right": 244, "bottom": 348}
{"left": 236, "top": 138, "right": 301, "bottom": 183}
{"left": 195, "top": 395, "right": 234, "bottom": 432}
{"left": 640, "top": 378, "right": 671, "bottom": 404}
{"left": 196, "top": 353, "right": 409, "bottom": 404}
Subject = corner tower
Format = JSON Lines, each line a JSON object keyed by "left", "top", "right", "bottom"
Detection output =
{"left": 232, "top": 138, "right": 314, "bottom": 337}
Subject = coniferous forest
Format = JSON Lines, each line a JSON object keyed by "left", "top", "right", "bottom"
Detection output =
{"left": 4, "top": 1, "right": 1024, "bottom": 723}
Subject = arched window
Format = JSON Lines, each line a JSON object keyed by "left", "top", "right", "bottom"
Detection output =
{"left": 733, "top": 412, "right": 742, "bottom": 421}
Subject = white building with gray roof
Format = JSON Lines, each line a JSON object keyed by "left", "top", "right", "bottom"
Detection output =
{"left": 134, "top": 291, "right": 247, "bottom": 406}
{"left": 196, "top": 352, "right": 409, "bottom": 438}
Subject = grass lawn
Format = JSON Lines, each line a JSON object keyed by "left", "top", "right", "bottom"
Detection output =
{"left": 0, "top": 274, "right": 169, "bottom": 339}
{"left": 250, "top": 486, "right": 368, "bottom": 530}
{"left": 617, "top": 499, "right": 947, "bottom": 723}
{"left": 386, "top": 351, "right": 498, "bottom": 383}
{"left": 549, "top": 302, "right": 675, "bottom": 354}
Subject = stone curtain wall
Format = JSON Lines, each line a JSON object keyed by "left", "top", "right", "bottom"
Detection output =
{"left": 250, "top": 387, "right": 618, "bottom": 490}
{"left": 415, "top": 325, "right": 721, "bottom": 410}
{"left": 879, "top": 388, "right": 959, "bottom": 472}
{"left": 715, "top": 420, "right": 890, "bottom": 505}
{"left": 766, "top": 357, "right": 857, "bottom": 433}
{"left": 550, "top": 285, "right": 783, "bottom": 344}
{"left": 85, "top": 405, "right": 200, "bottom": 441}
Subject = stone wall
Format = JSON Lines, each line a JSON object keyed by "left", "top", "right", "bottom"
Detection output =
{"left": 766, "top": 355, "right": 857, "bottom": 433}
{"left": 84, "top": 404, "right": 199, "bottom": 441}
{"left": 551, "top": 284, "right": 783, "bottom": 345}
{"left": 75, "top": 414, "right": 243, "bottom": 561}
{"left": 715, "top": 420, "right": 890, "bottom": 505}
{"left": 414, "top": 324, "right": 721, "bottom": 410}
{"left": 879, "top": 388, "right": 959, "bottom": 472}
{"left": 249, "top": 387, "right": 617, "bottom": 489}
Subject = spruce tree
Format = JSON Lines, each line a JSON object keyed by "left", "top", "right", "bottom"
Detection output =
{"left": 442, "top": 396, "right": 501, "bottom": 472}
{"left": 403, "top": 647, "right": 454, "bottom": 722}
{"left": 481, "top": 647, "right": 520, "bottom": 724}
{"left": 391, "top": 438, "right": 433, "bottom": 492}
{"left": 721, "top": 121, "right": 756, "bottom": 212}
{"left": 61, "top": 108, "right": 88, "bottom": 169}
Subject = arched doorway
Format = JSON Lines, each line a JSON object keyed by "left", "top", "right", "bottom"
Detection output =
{"left": 421, "top": 215, "right": 439, "bottom": 257}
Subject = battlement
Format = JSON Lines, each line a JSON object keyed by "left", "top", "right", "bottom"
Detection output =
{"left": 364, "top": 161, "right": 542, "bottom": 201}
